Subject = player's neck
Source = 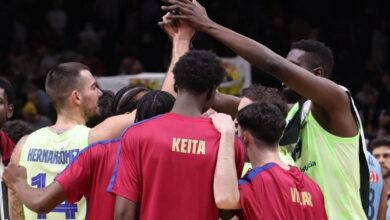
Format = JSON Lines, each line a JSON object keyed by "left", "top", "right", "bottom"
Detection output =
{"left": 248, "top": 147, "right": 289, "bottom": 170}
{"left": 171, "top": 93, "right": 205, "bottom": 117}
{"left": 52, "top": 109, "right": 86, "bottom": 132}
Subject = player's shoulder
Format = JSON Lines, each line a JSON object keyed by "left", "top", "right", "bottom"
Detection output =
{"left": 122, "top": 114, "right": 167, "bottom": 135}
{"left": 239, "top": 163, "right": 276, "bottom": 185}
{"left": 83, "top": 138, "right": 120, "bottom": 154}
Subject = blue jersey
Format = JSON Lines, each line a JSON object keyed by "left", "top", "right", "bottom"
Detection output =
{"left": 367, "top": 151, "right": 383, "bottom": 220}
{"left": 387, "top": 194, "right": 390, "bottom": 220}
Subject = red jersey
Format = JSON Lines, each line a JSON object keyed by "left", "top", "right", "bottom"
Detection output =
{"left": 239, "top": 163, "right": 327, "bottom": 220}
{"left": 0, "top": 130, "right": 15, "bottom": 166}
{"left": 108, "top": 113, "right": 245, "bottom": 220}
{"left": 55, "top": 139, "right": 120, "bottom": 220}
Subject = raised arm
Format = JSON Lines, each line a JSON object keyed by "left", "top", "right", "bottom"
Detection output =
{"left": 210, "top": 113, "right": 241, "bottom": 210}
{"left": 3, "top": 163, "right": 66, "bottom": 213}
{"left": 160, "top": 12, "right": 195, "bottom": 95}
{"left": 89, "top": 16, "right": 195, "bottom": 144}
{"left": 163, "top": 0, "right": 357, "bottom": 137}
{"left": 7, "top": 135, "right": 27, "bottom": 220}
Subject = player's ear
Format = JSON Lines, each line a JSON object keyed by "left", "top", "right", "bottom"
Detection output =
{"left": 70, "top": 90, "right": 82, "bottom": 106}
{"left": 174, "top": 83, "right": 179, "bottom": 93}
{"left": 312, "top": 67, "right": 325, "bottom": 77}
{"left": 7, "top": 104, "right": 14, "bottom": 119}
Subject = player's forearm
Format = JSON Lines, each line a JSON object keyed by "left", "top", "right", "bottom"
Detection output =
{"left": 8, "top": 189, "right": 25, "bottom": 220}
{"left": 13, "top": 181, "right": 63, "bottom": 214}
{"left": 214, "top": 130, "right": 240, "bottom": 210}
{"left": 204, "top": 22, "right": 285, "bottom": 77}
{"left": 212, "top": 92, "right": 241, "bottom": 118}
{"left": 89, "top": 111, "right": 136, "bottom": 143}
{"left": 204, "top": 22, "right": 349, "bottom": 111}
{"left": 161, "top": 38, "right": 191, "bottom": 96}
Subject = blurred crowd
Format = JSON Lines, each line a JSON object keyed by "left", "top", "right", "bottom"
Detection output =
{"left": 0, "top": 0, "right": 389, "bottom": 138}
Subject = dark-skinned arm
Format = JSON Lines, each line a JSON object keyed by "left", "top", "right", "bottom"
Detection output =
{"left": 7, "top": 136, "right": 27, "bottom": 220}
{"left": 3, "top": 164, "right": 67, "bottom": 214}
{"left": 162, "top": 0, "right": 357, "bottom": 137}
{"left": 114, "top": 196, "right": 137, "bottom": 220}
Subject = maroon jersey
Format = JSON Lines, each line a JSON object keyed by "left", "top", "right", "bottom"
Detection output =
{"left": 0, "top": 130, "right": 15, "bottom": 166}
{"left": 108, "top": 113, "right": 245, "bottom": 220}
{"left": 55, "top": 139, "right": 120, "bottom": 220}
{"left": 239, "top": 163, "right": 327, "bottom": 220}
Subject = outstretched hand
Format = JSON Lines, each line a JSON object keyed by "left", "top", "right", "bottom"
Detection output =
{"left": 210, "top": 113, "right": 236, "bottom": 134}
{"left": 158, "top": 12, "right": 196, "bottom": 41}
{"left": 2, "top": 163, "right": 27, "bottom": 191}
{"left": 161, "top": 0, "right": 213, "bottom": 32}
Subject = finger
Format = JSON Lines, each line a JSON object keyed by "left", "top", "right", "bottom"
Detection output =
{"left": 192, "top": 0, "right": 201, "bottom": 7}
{"left": 161, "top": 1, "right": 193, "bottom": 12}
{"left": 166, "top": 14, "right": 191, "bottom": 21}
{"left": 161, "top": 4, "right": 190, "bottom": 14}
{"left": 163, "top": 0, "right": 191, "bottom": 6}
{"left": 162, "top": 12, "right": 171, "bottom": 22}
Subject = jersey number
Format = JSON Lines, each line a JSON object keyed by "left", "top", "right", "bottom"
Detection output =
{"left": 368, "top": 187, "right": 375, "bottom": 220}
{"left": 31, "top": 173, "right": 78, "bottom": 219}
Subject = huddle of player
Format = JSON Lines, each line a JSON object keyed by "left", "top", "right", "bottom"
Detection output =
{"left": 2, "top": 0, "right": 385, "bottom": 220}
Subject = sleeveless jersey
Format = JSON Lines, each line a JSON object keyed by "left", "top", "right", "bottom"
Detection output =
{"left": 366, "top": 151, "right": 383, "bottom": 220}
{"left": 19, "top": 125, "right": 90, "bottom": 220}
{"left": 286, "top": 103, "right": 366, "bottom": 220}
{"left": 241, "top": 149, "right": 296, "bottom": 177}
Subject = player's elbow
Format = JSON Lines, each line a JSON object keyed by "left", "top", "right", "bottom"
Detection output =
{"left": 30, "top": 196, "right": 56, "bottom": 214}
{"left": 214, "top": 192, "right": 240, "bottom": 210}
{"left": 31, "top": 202, "right": 52, "bottom": 214}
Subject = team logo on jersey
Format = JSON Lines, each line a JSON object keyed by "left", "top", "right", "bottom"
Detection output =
{"left": 369, "top": 171, "right": 379, "bottom": 183}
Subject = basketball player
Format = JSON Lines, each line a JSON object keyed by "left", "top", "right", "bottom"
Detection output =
{"left": 162, "top": 1, "right": 368, "bottom": 218}
{"left": 212, "top": 103, "right": 327, "bottom": 219}
{"left": 2, "top": 90, "right": 176, "bottom": 220}
{"left": 110, "top": 50, "right": 245, "bottom": 220}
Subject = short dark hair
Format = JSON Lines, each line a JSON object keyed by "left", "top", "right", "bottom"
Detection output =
{"left": 242, "top": 84, "right": 288, "bottom": 117}
{"left": 370, "top": 136, "right": 390, "bottom": 152}
{"left": 291, "top": 39, "right": 334, "bottom": 77}
{"left": 173, "top": 50, "right": 226, "bottom": 94}
{"left": 0, "top": 77, "right": 15, "bottom": 105}
{"left": 2, "top": 120, "right": 32, "bottom": 143}
{"left": 135, "top": 90, "right": 175, "bottom": 122}
{"left": 237, "top": 103, "right": 286, "bottom": 147}
{"left": 45, "top": 62, "right": 90, "bottom": 110}
{"left": 112, "top": 86, "right": 150, "bottom": 115}
{"left": 86, "top": 90, "right": 115, "bottom": 127}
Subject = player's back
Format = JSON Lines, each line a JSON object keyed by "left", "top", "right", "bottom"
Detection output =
{"left": 19, "top": 125, "right": 90, "bottom": 220}
{"left": 239, "top": 163, "right": 327, "bottom": 220}
{"left": 111, "top": 113, "right": 244, "bottom": 220}
{"left": 56, "top": 139, "right": 120, "bottom": 220}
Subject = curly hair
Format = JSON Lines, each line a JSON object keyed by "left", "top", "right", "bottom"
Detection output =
{"left": 3, "top": 120, "right": 32, "bottom": 143}
{"left": 135, "top": 90, "right": 175, "bottom": 122}
{"left": 237, "top": 102, "right": 286, "bottom": 147}
{"left": 173, "top": 50, "right": 226, "bottom": 94}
